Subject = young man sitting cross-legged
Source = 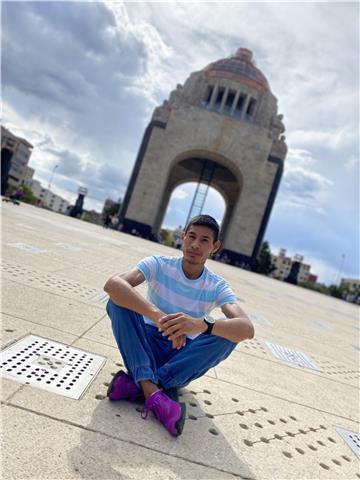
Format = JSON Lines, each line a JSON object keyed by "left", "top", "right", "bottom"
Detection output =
{"left": 104, "top": 215, "right": 254, "bottom": 437}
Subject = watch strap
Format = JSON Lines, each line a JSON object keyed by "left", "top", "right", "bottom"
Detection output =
{"left": 203, "top": 318, "right": 215, "bottom": 335}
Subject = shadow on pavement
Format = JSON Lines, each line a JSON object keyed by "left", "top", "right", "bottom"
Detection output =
{"left": 68, "top": 388, "right": 256, "bottom": 480}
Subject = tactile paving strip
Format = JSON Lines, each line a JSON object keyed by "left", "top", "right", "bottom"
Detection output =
{"left": 0, "top": 335, "right": 105, "bottom": 399}
{"left": 266, "top": 342, "right": 321, "bottom": 371}
{"left": 1, "top": 261, "right": 99, "bottom": 301}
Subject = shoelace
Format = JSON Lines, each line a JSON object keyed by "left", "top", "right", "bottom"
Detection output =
{"left": 140, "top": 391, "right": 165, "bottom": 420}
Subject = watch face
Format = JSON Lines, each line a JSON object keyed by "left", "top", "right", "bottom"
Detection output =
{"left": 206, "top": 316, "right": 215, "bottom": 324}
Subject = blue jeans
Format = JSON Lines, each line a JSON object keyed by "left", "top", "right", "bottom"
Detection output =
{"left": 106, "top": 299, "right": 236, "bottom": 389}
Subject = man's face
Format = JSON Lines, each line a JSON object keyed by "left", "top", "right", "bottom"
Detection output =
{"left": 182, "top": 225, "right": 220, "bottom": 265}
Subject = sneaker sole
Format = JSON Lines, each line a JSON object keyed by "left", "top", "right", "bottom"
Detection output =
{"left": 174, "top": 402, "right": 186, "bottom": 436}
{"left": 107, "top": 370, "right": 127, "bottom": 399}
{"left": 107, "top": 370, "right": 144, "bottom": 401}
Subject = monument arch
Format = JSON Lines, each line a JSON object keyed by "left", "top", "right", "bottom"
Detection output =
{"left": 119, "top": 48, "right": 287, "bottom": 268}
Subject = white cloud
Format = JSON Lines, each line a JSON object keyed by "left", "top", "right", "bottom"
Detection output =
{"left": 172, "top": 188, "right": 189, "bottom": 200}
{"left": 276, "top": 148, "right": 334, "bottom": 214}
{"left": 288, "top": 126, "right": 356, "bottom": 151}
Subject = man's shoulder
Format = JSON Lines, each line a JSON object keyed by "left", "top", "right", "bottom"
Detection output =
{"left": 139, "top": 255, "right": 179, "bottom": 269}
{"left": 203, "top": 264, "right": 227, "bottom": 285}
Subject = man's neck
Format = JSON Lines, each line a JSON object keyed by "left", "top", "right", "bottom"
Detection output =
{"left": 181, "top": 257, "right": 205, "bottom": 280}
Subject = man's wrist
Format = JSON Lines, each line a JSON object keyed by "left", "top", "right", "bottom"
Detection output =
{"left": 149, "top": 307, "right": 164, "bottom": 325}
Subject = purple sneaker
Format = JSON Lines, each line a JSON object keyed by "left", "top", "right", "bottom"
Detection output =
{"left": 142, "top": 390, "right": 186, "bottom": 437}
{"left": 107, "top": 370, "right": 143, "bottom": 401}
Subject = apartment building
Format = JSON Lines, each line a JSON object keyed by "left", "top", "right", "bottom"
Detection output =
{"left": 270, "top": 248, "right": 315, "bottom": 283}
{"left": 1, "top": 126, "right": 34, "bottom": 188}
{"left": 26, "top": 179, "right": 70, "bottom": 214}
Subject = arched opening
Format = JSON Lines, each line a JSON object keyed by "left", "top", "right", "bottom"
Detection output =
{"left": 152, "top": 154, "right": 242, "bottom": 247}
{"left": 161, "top": 182, "right": 226, "bottom": 232}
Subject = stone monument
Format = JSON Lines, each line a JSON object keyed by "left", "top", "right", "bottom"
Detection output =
{"left": 119, "top": 48, "right": 287, "bottom": 268}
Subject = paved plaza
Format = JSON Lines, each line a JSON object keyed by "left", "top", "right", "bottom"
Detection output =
{"left": 1, "top": 202, "right": 359, "bottom": 479}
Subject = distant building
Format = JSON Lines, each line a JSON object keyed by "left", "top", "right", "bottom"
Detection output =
{"left": 25, "top": 179, "right": 70, "bottom": 214}
{"left": 307, "top": 273, "right": 318, "bottom": 284}
{"left": 1, "top": 126, "right": 34, "bottom": 188}
{"left": 340, "top": 278, "right": 360, "bottom": 304}
{"left": 270, "top": 248, "right": 315, "bottom": 283}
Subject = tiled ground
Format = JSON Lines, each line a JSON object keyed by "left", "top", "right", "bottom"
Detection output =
{"left": 1, "top": 202, "right": 359, "bottom": 479}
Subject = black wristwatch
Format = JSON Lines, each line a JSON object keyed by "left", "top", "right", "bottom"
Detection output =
{"left": 203, "top": 317, "right": 215, "bottom": 335}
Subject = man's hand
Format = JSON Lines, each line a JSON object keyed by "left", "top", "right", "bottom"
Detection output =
{"left": 159, "top": 313, "right": 206, "bottom": 342}
{"left": 171, "top": 334, "right": 187, "bottom": 350}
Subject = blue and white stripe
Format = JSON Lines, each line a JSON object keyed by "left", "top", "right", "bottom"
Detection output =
{"left": 136, "top": 255, "right": 237, "bottom": 339}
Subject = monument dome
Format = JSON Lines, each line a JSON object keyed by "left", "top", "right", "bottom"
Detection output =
{"left": 203, "top": 48, "right": 270, "bottom": 93}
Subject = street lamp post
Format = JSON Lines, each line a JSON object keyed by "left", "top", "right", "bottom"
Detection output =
{"left": 336, "top": 253, "right": 345, "bottom": 287}
{"left": 48, "top": 164, "right": 58, "bottom": 190}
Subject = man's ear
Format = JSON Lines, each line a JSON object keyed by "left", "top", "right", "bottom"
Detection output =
{"left": 212, "top": 240, "right": 221, "bottom": 255}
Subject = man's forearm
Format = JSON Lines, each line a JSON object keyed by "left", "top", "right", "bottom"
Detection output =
{"left": 212, "top": 317, "right": 254, "bottom": 343}
{"left": 104, "top": 277, "right": 163, "bottom": 323}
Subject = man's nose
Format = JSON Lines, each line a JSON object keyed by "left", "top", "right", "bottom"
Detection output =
{"left": 192, "top": 240, "right": 201, "bottom": 250}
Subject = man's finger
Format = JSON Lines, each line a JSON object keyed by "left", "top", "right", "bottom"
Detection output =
{"left": 163, "top": 324, "right": 182, "bottom": 337}
{"left": 159, "top": 312, "right": 183, "bottom": 324}
{"left": 169, "top": 329, "right": 185, "bottom": 340}
{"left": 160, "top": 317, "right": 182, "bottom": 331}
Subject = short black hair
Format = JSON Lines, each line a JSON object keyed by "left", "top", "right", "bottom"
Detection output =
{"left": 184, "top": 215, "right": 220, "bottom": 242}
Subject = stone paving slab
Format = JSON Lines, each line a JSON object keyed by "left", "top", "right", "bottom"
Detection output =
{"left": 1, "top": 202, "right": 359, "bottom": 480}
{"left": 3, "top": 404, "right": 239, "bottom": 480}
{"left": 1, "top": 313, "right": 77, "bottom": 350}
{"left": 2, "top": 280, "right": 104, "bottom": 334}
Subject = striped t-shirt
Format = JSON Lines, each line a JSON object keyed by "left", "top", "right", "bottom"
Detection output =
{"left": 136, "top": 255, "right": 237, "bottom": 339}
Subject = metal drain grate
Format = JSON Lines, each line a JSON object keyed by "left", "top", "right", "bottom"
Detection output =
{"left": 54, "top": 242, "right": 82, "bottom": 252}
{"left": 6, "top": 243, "right": 46, "bottom": 254}
{"left": 0, "top": 335, "right": 105, "bottom": 399}
{"left": 336, "top": 427, "right": 360, "bottom": 459}
{"left": 91, "top": 291, "right": 109, "bottom": 304}
{"left": 248, "top": 314, "right": 271, "bottom": 326}
{"left": 312, "top": 320, "right": 329, "bottom": 330}
{"left": 266, "top": 342, "right": 320, "bottom": 371}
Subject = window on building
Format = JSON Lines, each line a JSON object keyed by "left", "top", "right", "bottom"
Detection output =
{"left": 234, "top": 93, "right": 246, "bottom": 118}
{"left": 223, "top": 90, "right": 236, "bottom": 115}
{"left": 201, "top": 85, "right": 213, "bottom": 107}
{"left": 213, "top": 87, "right": 225, "bottom": 112}
{"left": 246, "top": 98, "right": 257, "bottom": 119}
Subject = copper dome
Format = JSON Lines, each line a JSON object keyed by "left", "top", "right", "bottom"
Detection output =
{"left": 203, "top": 48, "right": 270, "bottom": 93}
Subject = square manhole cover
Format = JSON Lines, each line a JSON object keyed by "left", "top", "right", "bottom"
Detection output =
{"left": 0, "top": 335, "right": 106, "bottom": 399}
{"left": 6, "top": 243, "right": 46, "bottom": 254}
{"left": 312, "top": 320, "right": 329, "bottom": 330}
{"left": 91, "top": 291, "right": 109, "bottom": 304}
{"left": 266, "top": 341, "right": 320, "bottom": 371}
{"left": 248, "top": 314, "right": 271, "bottom": 326}
{"left": 336, "top": 427, "right": 360, "bottom": 460}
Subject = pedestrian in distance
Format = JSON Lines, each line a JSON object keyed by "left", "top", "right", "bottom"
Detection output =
{"left": 104, "top": 214, "right": 255, "bottom": 437}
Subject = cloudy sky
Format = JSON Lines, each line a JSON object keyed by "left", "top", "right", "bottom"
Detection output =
{"left": 2, "top": 1, "right": 359, "bottom": 285}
